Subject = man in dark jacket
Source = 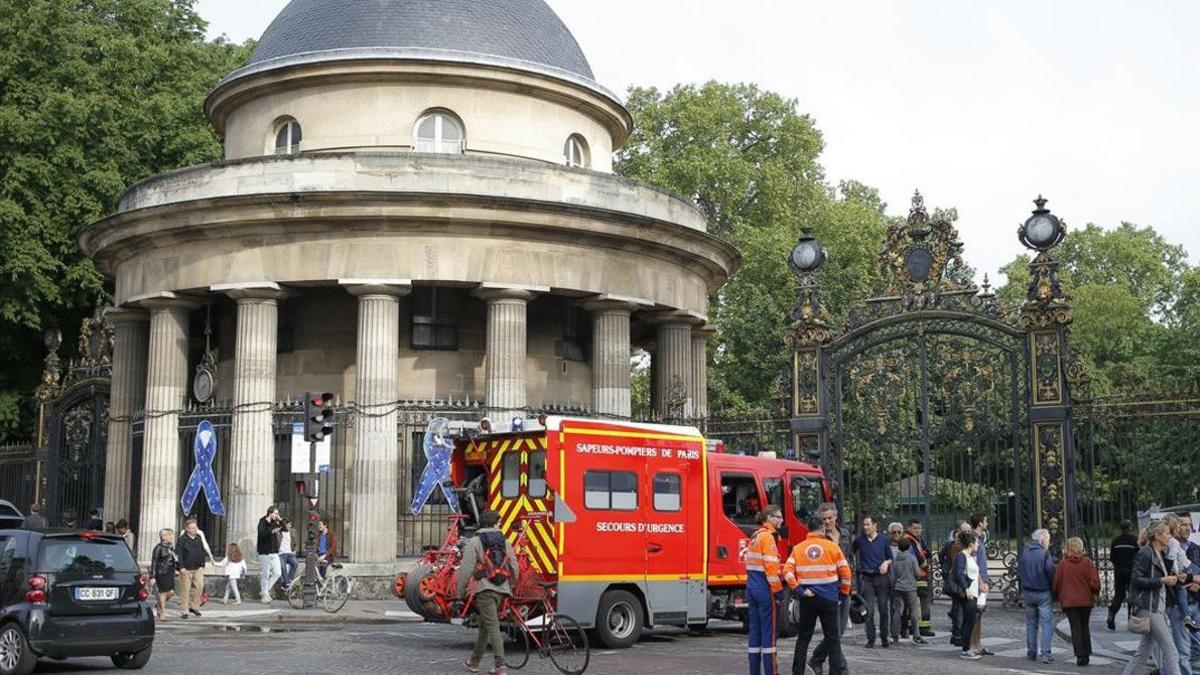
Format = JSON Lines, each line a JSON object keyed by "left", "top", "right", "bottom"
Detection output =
{"left": 458, "top": 509, "right": 519, "bottom": 675}
{"left": 175, "top": 518, "right": 210, "bottom": 618}
{"left": 1018, "top": 529, "right": 1056, "bottom": 663}
{"left": 257, "top": 505, "right": 283, "bottom": 603}
{"left": 1107, "top": 520, "right": 1139, "bottom": 630}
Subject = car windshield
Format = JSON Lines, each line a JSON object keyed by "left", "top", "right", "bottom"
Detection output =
{"left": 39, "top": 538, "right": 137, "bottom": 580}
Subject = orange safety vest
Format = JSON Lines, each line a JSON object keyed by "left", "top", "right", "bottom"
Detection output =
{"left": 783, "top": 533, "right": 852, "bottom": 599}
{"left": 745, "top": 523, "right": 783, "bottom": 593}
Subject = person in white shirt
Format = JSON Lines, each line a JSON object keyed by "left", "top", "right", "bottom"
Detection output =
{"left": 217, "top": 544, "right": 248, "bottom": 604}
{"left": 279, "top": 519, "right": 298, "bottom": 588}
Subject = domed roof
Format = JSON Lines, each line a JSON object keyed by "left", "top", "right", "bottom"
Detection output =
{"left": 245, "top": 0, "right": 594, "bottom": 81}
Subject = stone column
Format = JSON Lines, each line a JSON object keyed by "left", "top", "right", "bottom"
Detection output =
{"left": 648, "top": 313, "right": 697, "bottom": 418}
{"left": 218, "top": 284, "right": 285, "bottom": 558}
{"left": 692, "top": 324, "right": 715, "bottom": 419}
{"left": 103, "top": 307, "right": 149, "bottom": 525}
{"left": 582, "top": 297, "right": 642, "bottom": 418}
{"left": 343, "top": 280, "right": 409, "bottom": 563}
{"left": 473, "top": 285, "right": 545, "bottom": 422}
{"left": 136, "top": 297, "right": 196, "bottom": 561}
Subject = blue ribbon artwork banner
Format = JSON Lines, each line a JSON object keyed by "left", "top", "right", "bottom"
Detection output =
{"left": 410, "top": 417, "right": 459, "bottom": 515}
{"left": 181, "top": 420, "right": 226, "bottom": 516}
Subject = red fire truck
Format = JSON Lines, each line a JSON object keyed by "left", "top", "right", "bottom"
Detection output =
{"left": 402, "top": 416, "right": 830, "bottom": 649}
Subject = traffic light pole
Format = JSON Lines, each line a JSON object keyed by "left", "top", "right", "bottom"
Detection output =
{"left": 302, "top": 439, "right": 318, "bottom": 609}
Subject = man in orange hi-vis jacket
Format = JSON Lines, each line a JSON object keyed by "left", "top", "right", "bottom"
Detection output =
{"left": 746, "top": 505, "right": 785, "bottom": 675}
{"left": 785, "top": 514, "right": 852, "bottom": 675}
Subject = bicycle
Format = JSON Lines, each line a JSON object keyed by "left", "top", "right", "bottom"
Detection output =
{"left": 459, "top": 514, "right": 590, "bottom": 675}
{"left": 286, "top": 561, "right": 354, "bottom": 613}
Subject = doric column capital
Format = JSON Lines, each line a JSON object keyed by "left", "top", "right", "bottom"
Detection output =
{"left": 642, "top": 309, "right": 707, "bottom": 326}
{"left": 212, "top": 281, "right": 290, "bottom": 303}
{"left": 103, "top": 306, "right": 149, "bottom": 326}
{"left": 692, "top": 323, "right": 718, "bottom": 339}
{"left": 339, "top": 278, "right": 413, "bottom": 298}
{"left": 580, "top": 294, "right": 652, "bottom": 315}
{"left": 472, "top": 283, "right": 548, "bottom": 304}
{"left": 130, "top": 291, "right": 203, "bottom": 311}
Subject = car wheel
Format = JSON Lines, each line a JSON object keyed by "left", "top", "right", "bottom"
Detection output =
{"left": 111, "top": 646, "right": 152, "bottom": 669}
{"left": 0, "top": 623, "right": 36, "bottom": 675}
{"left": 594, "top": 589, "right": 643, "bottom": 649}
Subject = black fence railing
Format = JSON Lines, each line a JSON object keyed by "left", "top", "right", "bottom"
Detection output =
{"left": 0, "top": 444, "right": 37, "bottom": 516}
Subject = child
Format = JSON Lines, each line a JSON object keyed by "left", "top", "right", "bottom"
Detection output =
{"left": 217, "top": 544, "right": 247, "bottom": 605}
{"left": 1163, "top": 514, "right": 1199, "bottom": 631}
{"left": 890, "top": 537, "right": 927, "bottom": 644}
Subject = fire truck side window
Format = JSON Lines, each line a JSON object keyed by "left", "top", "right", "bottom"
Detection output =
{"left": 653, "top": 473, "right": 682, "bottom": 511}
{"left": 501, "top": 452, "right": 521, "bottom": 498}
{"left": 721, "top": 473, "right": 761, "bottom": 527}
{"left": 791, "top": 476, "right": 822, "bottom": 521}
{"left": 584, "top": 470, "right": 638, "bottom": 511}
{"left": 763, "top": 477, "right": 783, "bottom": 511}
{"left": 528, "top": 451, "right": 547, "bottom": 498}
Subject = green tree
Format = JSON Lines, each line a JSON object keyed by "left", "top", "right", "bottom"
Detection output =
{"left": 616, "top": 82, "right": 891, "bottom": 412}
{"left": 0, "top": 0, "right": 252, "bottom": 440}
{"left": 996, "top": 222, "right": 1193, "bottom": 392}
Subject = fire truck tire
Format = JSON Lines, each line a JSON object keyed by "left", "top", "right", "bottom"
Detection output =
{"left": 594, "top": 590, "right": 643, "bottom": 649}
{"left": 403, "top": 563, "right": 435, "bottom": 617}
{"left": 777, "top": 593, "right": 799, "bottom": 638}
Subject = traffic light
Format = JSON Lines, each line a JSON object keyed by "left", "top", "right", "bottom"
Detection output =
{"left": 303, "top": 391, "right": 335, "bottom": 442}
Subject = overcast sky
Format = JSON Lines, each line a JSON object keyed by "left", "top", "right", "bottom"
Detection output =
{"left": 194, "top": 0, "right": 1199, "bottom": 283}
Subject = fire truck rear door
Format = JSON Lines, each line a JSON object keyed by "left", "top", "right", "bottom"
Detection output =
{"left": 648, "top": 451, "right": 700, "bottom": 624}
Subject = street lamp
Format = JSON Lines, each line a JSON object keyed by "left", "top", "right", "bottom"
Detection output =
{"left": 1019, "top": 195, "right": 1066, "bottom": 252}
{"left": 788, "top": 234, "right": 827, "bottom": 277}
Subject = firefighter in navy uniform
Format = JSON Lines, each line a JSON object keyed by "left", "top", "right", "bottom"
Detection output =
{"left": 746, "top": 505, "right": 785, "bottom": 675}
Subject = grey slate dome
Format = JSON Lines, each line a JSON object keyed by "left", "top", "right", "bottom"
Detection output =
{"left": 246, "top": 0, "right": 595, "bottom": 81}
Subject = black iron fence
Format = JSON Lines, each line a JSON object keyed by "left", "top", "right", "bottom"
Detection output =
{"left": 0, "top": 443, "right": 37, "bottom": 515}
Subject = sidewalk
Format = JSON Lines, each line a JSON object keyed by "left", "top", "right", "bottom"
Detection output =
{"left": 1054, "top": 610, "right": 1145, "bottom": 665}
{"left": 153, "top": 598, "right": 423, "bottom": 627}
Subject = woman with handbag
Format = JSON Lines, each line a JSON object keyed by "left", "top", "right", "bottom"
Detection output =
{"left": 1053, "top": 536, "right": 1101, "bottom": 666}
{"left": 1122, "top": 520, "right": 1182, "bottom": 675}
{"left": 951, "top": 531, "right": 982, "bottom": 660}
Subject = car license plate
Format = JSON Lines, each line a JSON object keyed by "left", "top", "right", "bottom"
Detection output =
{"left": 75, "top": 587, "right": 119, "bottom": 601}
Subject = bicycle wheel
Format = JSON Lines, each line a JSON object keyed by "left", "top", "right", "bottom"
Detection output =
{"left": 286, "top": 580, "right": 304, "bottom": 609}
{"left": 545, "top": 613, "right": 589, "bottom": 675}
{"left": 502, "top": 616, "right": 531, "bottom": 670}
{"left": 322, "top": 579, "right": 349, "bottom": 613}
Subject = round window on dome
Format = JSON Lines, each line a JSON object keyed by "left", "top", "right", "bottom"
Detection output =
{"left": 273, "top": 117, "right": 302, "bottom": 155}
{"left": 414, "top": 111, "right": 464, "bottom": 155}
{"left": 564, "top": 134, "right": 589, "bottom": 169}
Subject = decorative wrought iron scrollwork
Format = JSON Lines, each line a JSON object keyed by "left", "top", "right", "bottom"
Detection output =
{"left": 1019, "top": 251, "right": 1072, "bottom": 329}
{"left": 878, "top": 191, "right": 974, "bottom": 309}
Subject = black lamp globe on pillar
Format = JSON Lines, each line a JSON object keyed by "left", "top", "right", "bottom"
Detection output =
{"left": 1018, "top": 195, "right": 1066, "bottom": 252}
{"left": 788, "top": 235, "right": 827, "bottom": 278}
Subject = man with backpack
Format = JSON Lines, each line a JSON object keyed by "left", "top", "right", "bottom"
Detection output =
{"left": 458, "top": 509, "right": 520, "bottom": 675}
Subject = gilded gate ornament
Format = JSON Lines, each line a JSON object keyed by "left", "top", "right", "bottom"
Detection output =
{"left": 879, "top": 191, "right": 974, "bottom": 309}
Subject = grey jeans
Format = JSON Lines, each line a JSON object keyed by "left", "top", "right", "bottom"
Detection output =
{"left": 1122, "top": 610, "right": 1180, "bottom": 675}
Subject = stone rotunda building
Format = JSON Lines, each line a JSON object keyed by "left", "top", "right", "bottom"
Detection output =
{"left": 80, "top": 0, "right": 738, "bottom": 567}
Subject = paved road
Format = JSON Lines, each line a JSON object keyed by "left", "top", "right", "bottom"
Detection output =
{"left": 28, "top": 608, "right": 1125, "bottom": 675}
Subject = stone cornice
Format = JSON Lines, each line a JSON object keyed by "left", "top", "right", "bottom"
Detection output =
{"left": 79, "top": 154, "right": 740, "bottom": 294}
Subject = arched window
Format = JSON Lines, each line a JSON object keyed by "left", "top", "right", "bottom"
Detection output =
{"left": 273, "top": 118, "right": 302, "bottom": 155}
{"left": 564, "top": 134, "right": 589, "bottom": 168}
{"left": 414, "top": 111, "right": 464, "bottom": 154}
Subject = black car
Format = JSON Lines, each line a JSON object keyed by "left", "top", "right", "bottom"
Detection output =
{"left": 0, "top": 502, "right": 23, "bottom": 530}
{"left": 0, "top": 529, "right": 153, "bottom": 674}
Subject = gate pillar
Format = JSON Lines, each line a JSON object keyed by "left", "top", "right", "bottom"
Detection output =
{"left": 1017, "top": 197, "right": 1075, "bottom": 546}
{"left": 785, "top": 235, "right": 835, "bottom": 499}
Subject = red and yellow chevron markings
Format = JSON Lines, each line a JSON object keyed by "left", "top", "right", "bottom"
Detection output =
{"left": 485, "top": 435, "right": 557, "bottom": 575}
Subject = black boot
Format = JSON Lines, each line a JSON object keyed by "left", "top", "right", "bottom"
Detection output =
{"left": 1106, "top": 609, "right": 1116, "bottom": 631}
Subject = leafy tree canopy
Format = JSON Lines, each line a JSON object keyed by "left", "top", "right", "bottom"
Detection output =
{"left": 0, "top": 0, "right": 252, "bottom": 440}
{"left": 997, "top": 222, "right": 1196, "bottom": 392}
{"left": 617, "top": 82, "right": 891, "bottom": 411}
